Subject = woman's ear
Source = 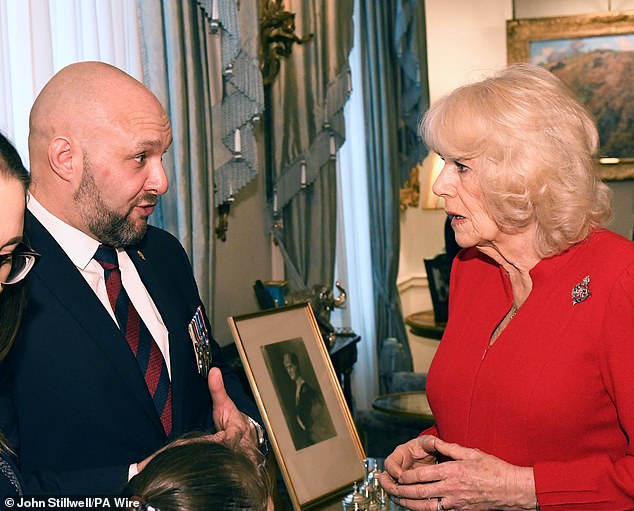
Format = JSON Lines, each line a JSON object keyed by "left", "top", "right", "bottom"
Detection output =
{"left": 48, "top": 136, "right": 77, "bottom": 182}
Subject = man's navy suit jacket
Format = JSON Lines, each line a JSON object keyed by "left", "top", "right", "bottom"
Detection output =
{"left": 0, "top": 211, "right": 259, "bottom": 495}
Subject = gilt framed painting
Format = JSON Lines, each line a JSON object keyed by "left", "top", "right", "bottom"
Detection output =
{"left": 507, "top": 12, "right": 634, "bottom": 180}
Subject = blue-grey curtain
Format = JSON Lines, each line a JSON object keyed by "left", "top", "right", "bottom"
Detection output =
{"left": 197, "top": 0, "right": 263, "bottom": 205}
{"left": 268, "top": 0, "right": 354, "bottom": 292}
{"left": 272, "top": 160, "right": 338, "bottom": 289}
{"left": 358, "top": 0, "right": 429, "bottom": 388}
{"left": 136, "top": 0, "right": 263, "bottom": 309}
{"left": 136, "top": 0, "right": 215, "bottom": 307}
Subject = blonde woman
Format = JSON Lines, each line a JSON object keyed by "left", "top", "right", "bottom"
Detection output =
{"left": 380, "top": 64, "right": 634, "bottom": 510}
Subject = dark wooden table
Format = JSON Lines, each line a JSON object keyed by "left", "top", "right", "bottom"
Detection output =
{"left": 372, "top": 391, "right": 434, "bottom": 421}
{"left": 405, "top": 309, "right": 446, "bottom": 340}
{"left": 328, "top": 334, "right": 360, "bottom": 410}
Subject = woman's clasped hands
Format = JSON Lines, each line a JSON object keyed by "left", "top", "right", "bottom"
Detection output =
{"left": 378, "top": 435, "right": 538, "bottom": 511}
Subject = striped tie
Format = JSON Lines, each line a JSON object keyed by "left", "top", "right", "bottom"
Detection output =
{"left": 94, "top": 245, "right": 172, "bottom": 436}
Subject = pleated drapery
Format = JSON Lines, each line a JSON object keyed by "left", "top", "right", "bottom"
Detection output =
{"left": 357, "top": 0, "right": 430, "bottom": 389}
{"left": 136, "top": 0, "right": 216, "bottom": 308}
{"left": 267, "top": 0, "right": 354, "bottom": 292}
{"left": 137, "top": 0, "right": 263, "bottom": 308}
{"left": 197, "top": 0, "right": 264, "bottom": 206}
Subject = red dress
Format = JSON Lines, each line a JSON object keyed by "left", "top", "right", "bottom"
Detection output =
{"left": 424, "top": 229, "right": 634, "bottom": 510}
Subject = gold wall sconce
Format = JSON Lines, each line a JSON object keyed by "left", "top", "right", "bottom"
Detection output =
{"left": 399, "top": 151, "right": 445, "bottom": 211}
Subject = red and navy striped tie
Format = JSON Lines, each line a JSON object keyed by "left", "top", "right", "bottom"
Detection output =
{"left": 94, "top": 245, "right": 172, "bottom": 436}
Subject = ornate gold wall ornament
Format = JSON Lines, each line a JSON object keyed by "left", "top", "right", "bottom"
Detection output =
{"left": 259, "top": 0, "right": 313, "bottom": 86}
{"left": 399, "top": 166, "right": 420, "bottom": 211}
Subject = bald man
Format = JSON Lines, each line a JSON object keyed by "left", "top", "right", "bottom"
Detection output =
{"left": 0, "top": 62, "right": 263, "bottom": 495}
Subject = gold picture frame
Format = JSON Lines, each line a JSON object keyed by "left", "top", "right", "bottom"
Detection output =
{"left": 507, "top": 12, "right": 634, "bottom": 181}
{"left": 228, "top": 303, "right": 365, "bottom": 510}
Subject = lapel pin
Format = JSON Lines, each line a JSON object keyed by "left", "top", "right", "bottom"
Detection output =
{"left": 137, "top": 250, "right": 146, "bottom": 261}
{"left": 572, "top": 275, "right": 591, "bottom": 305}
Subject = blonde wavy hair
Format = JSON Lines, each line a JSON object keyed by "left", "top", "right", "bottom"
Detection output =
{"left": 421, "top": 63, "right": 612, "bottom": 257}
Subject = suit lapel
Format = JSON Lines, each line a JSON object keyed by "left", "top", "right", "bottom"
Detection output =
{"left": 26, "top": 212, "right": 166, "bottom": 436}
{"left": 126, "top": 244, "right": 194, "bottom": 438}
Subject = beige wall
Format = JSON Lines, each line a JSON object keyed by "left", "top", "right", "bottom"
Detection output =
{"left": 211, "top": 136, "right": 272, "bottom": 346}
{"left": 400, "top": 0, "right": 634, "bottom": 372}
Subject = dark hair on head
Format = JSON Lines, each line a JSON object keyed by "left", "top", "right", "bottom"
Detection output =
{"left": 283, "top": 351, "right": 299, "bottom": 367}
{"left": 0, "top": 131, "right": 30, "bottom": 454}
{"left": 122, "top": 439, "right": 271, "bottom": 511}
{"left": 0, "top": 132, "right": 30, "bottom": 191}
{"left": 0, "top": 131, "right": 30, "bottom": 362}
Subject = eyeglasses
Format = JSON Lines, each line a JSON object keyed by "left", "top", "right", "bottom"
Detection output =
{"left": 0, "top": 244, "right": 40, "bottom": 285}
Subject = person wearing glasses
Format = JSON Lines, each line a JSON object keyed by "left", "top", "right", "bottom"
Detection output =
{"left": 0, "top": 131, "right": 39, "bottom": 499}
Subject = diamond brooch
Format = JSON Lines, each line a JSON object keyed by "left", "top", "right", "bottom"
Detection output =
{"left": 572, "top": 275, "right": 591, "bottom": 305}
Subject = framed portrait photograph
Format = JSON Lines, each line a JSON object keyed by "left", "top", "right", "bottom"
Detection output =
{"left": 228, "top": 303, "right": 365, "bottom": 510}
{"left": 424, "top": 253, "right": 451, "bottom": 324}
{"left": 507, "top": 12, "right": 634, "bottom": 180}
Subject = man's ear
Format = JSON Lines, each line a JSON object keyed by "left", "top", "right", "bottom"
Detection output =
{"left": 48, "top": 136, "right": 78, "bottom": 182}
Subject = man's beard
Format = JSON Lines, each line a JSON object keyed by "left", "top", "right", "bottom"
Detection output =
{"left": 74, "top": 160, "right": 152, "bottom": 248}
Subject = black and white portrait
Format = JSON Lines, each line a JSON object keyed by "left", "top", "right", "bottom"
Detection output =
{"left": 263, "top": 338, "right": 336, "bottom": 450}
